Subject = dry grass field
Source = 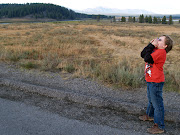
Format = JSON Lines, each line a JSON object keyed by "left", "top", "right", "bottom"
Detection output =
{"left": 0, "top": 20, "right": 179, "bottom": 92}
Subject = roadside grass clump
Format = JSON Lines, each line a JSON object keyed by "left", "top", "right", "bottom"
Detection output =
{"left": 8, "top": 53, "right": 20, "bottom": 62}
{"left": 76, "top": 58, "right": 144, "bottom": 89}
{"left": 41, "top": 52, "right": 61, "bottom": 71}
{"left": 63, "top": 64, "right": 76, "bottom": 73}
{"left": 20, "top": 61, "right": 38, "bottom": 69}
{"left": 95, "top": 59, "right": 144, "bottom": 89}
{"left": 20, "top": 50, "right": 40, "bottom": 60}
{"left": 0, "top": 49, "right": 20, "bottom": 62}
{"left": 165, "top": 66, "right": 180, "bottom": 93}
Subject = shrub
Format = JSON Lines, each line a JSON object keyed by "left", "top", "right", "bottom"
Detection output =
{"left": 20, "top": 61, "right": 38, "bottom": 69}
{"left": 41, "top": 52, "right": 61, "bottom": 70}
{"left": 165, "top": 70, "right": 180, "bottom": 92}
{"left": 78, "top": 58, "right": 144, "bottom": 89}
{"left": 20, "top": 50, "right": 40, "bottom": 60}
{"left": 64, "top": 64, "right": 76, "bottom": 73}
{"left": 1, "top": 50, "right": 20, "bottom": 62}
{"left": 96, "top": 59, "right": 144, "bottom": 88}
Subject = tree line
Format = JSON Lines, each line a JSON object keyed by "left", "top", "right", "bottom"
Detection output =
{"left": 139, "top": 14, "right": 173, "bottom": 25}
{"left": 0, "top": 3, "right": 108, "bottom": 20}
{"left": 110, "top": 14, "right": 174, "bottom": 25}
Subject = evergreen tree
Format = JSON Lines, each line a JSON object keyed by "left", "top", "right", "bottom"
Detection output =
{"left": 139, "top": 14, "right": 144, "bottom": 23}
{"left": 139, "top": 15, "right": 142, "bottom": 23}
{"left": 145, "top": 16, "right": 148, "bottom": 23}
{"left": 153, "top": 16, "right": 158, "bottom": 24}
{"left": 148, "top": 16, "right": 152, "bottom": 23}
{"left": 142, "top": 14, "right": 145, "bottom": 23}
{"left": 128, "top": 16, "right": 133, "bottom": 22}
{"left": 168, "top": 15, "right": 173, "bottom": 25}
{"left": 121, "top": 16, "right": 126, "bottom": 22}
{"left": 133, "top": 17, "right": 136, "bottom": 23}
{"left": 162, "top": 16, "right": 167, "bottom": 24}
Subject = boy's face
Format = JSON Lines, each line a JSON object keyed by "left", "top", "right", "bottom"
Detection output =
{"left": 157, "top": 36, "right": 167, "bottom": 49}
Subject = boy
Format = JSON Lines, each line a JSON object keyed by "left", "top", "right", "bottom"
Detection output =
{"left": 139, "top": 35, "right": 173, "bottom": 134}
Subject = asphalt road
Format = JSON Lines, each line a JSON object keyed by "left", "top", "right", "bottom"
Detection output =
{"left": 0, "top": 97, "right": 142, "bottom": 135}
{"left": 0, "top": 86, "right": 179, "bottom": 135}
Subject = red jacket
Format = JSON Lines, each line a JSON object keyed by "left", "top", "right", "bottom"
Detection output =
{"left": 145, "top": 49, "right": 166, "bottom": 82}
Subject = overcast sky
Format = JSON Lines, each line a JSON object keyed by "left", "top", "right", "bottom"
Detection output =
{"left": 1, "top": 0, "right": 180, "bottom": 14}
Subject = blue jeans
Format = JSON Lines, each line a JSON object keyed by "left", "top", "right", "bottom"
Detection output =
{"left": 146, "top": 82, "right": 165, "bottom": 129}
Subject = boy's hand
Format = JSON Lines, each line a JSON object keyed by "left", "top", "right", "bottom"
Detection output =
{"left": 150, "top": 38, "right": 158, "bottom": 47}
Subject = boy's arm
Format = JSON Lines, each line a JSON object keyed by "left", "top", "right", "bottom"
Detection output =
{"left": 141, "top": 43, "right": 155, "bottom": 64}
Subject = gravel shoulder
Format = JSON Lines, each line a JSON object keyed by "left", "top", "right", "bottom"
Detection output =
{"left": 0, "top": 62, "right": 180, "bottom": 123}
{"left": 0, "top": 86, "right": 179, "bottom": 135}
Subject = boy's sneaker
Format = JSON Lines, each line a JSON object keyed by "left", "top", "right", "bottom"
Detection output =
{"left": 147, "top": 123, "right": 164, "bottom": 134}
{"left": 139, "top": 115, "right": 154, "bottom": 121}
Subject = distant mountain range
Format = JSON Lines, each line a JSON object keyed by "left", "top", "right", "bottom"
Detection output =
{"left": 76, "top": 7, "right": 155, "bottom": 15}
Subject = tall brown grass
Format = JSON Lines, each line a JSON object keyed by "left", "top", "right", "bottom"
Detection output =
{"left": 0, "top": 20, "right": 179, "bottom": 92}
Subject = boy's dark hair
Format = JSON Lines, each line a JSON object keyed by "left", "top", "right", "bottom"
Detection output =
{"left": 163, "top": 35, "right": 173, "bottom": 53}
